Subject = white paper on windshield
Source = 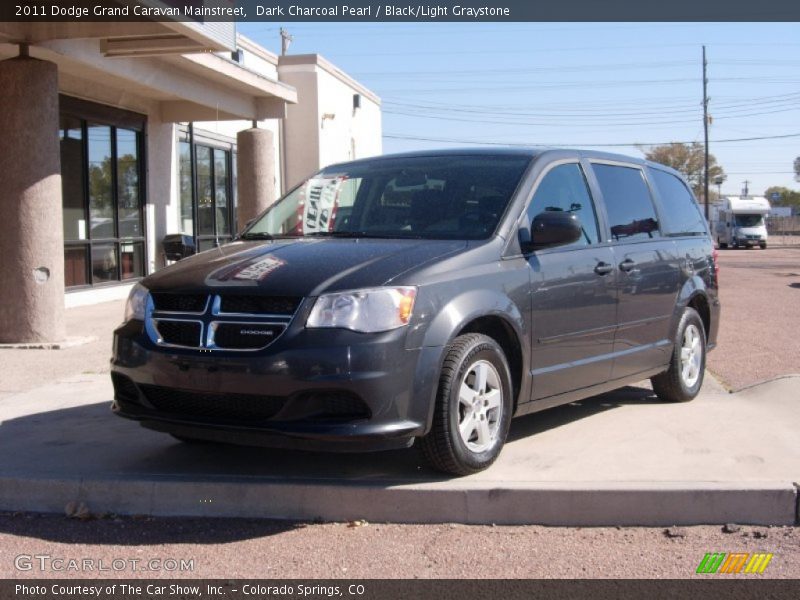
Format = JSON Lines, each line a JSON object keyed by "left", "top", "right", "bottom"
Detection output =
{"left": 300, "top": 175, "right": 348, "bottom": 233}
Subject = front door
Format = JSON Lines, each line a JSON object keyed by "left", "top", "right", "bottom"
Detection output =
{"left": 525, "top": 162, "right": 618, "bottom": 400}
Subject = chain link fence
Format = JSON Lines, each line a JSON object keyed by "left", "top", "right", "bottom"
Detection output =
{"left": 766, "top": 216, "right": 800, "bottom": 246}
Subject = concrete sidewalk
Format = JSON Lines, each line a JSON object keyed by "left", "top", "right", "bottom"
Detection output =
{"left": 0, "top": 371, "right": 797, "bottom": 526}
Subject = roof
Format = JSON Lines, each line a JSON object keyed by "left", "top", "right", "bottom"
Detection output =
{"left": 324, "top": 147, "right": 683, "bottom": 178}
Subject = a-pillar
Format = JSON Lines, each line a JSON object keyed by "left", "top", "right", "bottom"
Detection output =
{"left": 0, "top": 52, "right": 65, "bottom": 343}
{"left": 236, "top": 127, "right": 276, "bottom": 231}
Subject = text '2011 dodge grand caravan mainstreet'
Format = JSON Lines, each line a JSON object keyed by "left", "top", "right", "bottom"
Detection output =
{"left": 112, "top": 149, "right": 719, "bottom": 475}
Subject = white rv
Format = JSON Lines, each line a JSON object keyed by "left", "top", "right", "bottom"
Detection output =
{"left": 710, "top": 196, "right": 770, "bottom": 249}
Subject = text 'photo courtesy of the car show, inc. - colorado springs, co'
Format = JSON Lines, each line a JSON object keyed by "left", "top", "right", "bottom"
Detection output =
{"left": 1, "top": 0, "right": 800, "bottom": 597}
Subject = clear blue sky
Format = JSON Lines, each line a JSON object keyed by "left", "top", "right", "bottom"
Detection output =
{"left": 238, "top": 22, "right": 800, "bottom": 197}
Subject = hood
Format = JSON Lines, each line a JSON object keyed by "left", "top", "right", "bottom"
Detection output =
{"left": 143, "top": 238, "right": 468, "bottom": 297}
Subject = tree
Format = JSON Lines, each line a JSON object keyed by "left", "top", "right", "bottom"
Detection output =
{"left": 794, "top": 156, "right": 800, "bottom": 182}
{"left": 639, "top": 142, "right": 726, "bottom": 200}
{"left": 764, "top": 186, "right": 800, "bottom": 209}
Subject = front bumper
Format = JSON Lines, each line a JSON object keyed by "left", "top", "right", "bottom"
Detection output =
{"left": 111, "top": 320, "right": 443, "bottom": 452}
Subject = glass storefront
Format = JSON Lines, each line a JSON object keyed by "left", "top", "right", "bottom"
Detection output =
{"left": 60, "top": 97, "right": 146, "bottom": 288}
{"left": 178, "top": 131, "right": 236, "bottom": 252}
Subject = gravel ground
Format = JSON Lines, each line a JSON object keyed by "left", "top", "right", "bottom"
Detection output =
{"left": 0, "top": 514, "right": 797, "bottom": 579}
{"left": 706, "top": 246, "right": 800, "bottom": 390}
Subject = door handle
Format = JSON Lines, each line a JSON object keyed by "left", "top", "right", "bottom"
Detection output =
{"left": 619, "top": 259, "right": 636, "bottom": 272}
{"left": 594, "top": 262, "right": 613, "bottom": 275}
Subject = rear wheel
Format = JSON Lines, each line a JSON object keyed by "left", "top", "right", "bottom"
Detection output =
{"left": 418, "top": 333, "right": 513, "bottom": 475}
{"left": 651, "top": 307, "right": 706, "bottom": 403}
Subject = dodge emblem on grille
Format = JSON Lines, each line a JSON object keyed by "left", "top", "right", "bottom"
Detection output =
{"left": 239, "top": 329, "right": 274, "bottom": 336}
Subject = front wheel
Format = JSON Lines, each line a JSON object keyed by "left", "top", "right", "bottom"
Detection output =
{"left": 651, "top": 308, "right": 706, "bottom": 403}
{"left": 418, "top": 333, "right": 513, "bottom": 475}
{"left": 760, "top": 242, "right": 767, "bottom": 249}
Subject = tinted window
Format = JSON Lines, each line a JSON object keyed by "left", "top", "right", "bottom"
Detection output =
{"left": 593, "top": 164, "right": 660, "bottom": 242}
{"left": 527, "top": 163, "right": 600, "bottom": 246}
{"left": 650, "top": 169, "right": 707, "bottom": 235}
{"left": 244, "top": 156, "right": 531, "bottom": 240}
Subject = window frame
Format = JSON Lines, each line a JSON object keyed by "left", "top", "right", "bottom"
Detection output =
{"left": 524, "top": 160, "right": 602, "bottom": 249}
{"left": 177, "top": 127, "right": 237, "bottom": 251}
{"left": 518, "top": 159, "right": 606, "bottom": 255}
{"left": 647, "top": 166, "right": 709, "bottom": 238}
{"left": 60, "top": 96, "right": 147, "bottom": 290}
{"left": 587, "top": 159, "right": 666, "bottom": 245}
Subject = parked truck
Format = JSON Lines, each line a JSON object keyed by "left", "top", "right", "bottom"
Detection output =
{"left": 710, "top": 196, "right": 770, "bottom": 249}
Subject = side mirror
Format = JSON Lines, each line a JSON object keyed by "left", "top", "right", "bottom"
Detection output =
{"left": 521, "top": 211, "right": 582, "bottom": 252}
{"left": 162, "top": 234, "right": 195, "bottom": 261}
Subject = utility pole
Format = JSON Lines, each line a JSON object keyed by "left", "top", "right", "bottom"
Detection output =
{"left": 702, "top": 45, "right": 710, "bottom": 221}
{"left": 280, "top": 28, "right": 293, "bottom": 56}
{"left": 742, "top": 180, "right": 750, "bottom": 197}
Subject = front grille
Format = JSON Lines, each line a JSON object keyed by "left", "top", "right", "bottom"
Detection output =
{"left": 152, "top": 293, "right": 207, "bottom": 313}
{"left": 111, "top": 373, "right": 141, "bottom": 404}
{"left": 212, "top": 322, "right": 285, "bottom": 350}
{"left": 155, "top": 320, "right": 202, "bottom": 347}
{"left": 219, "top": 295, "right": 301, "bottom": 315}
{"left": 140, "top": 385, "right": 285, "bottom": 423}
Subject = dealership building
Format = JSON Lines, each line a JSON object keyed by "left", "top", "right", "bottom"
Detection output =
{"left": 0, "top": 19, "right": 381, "bottom": 344}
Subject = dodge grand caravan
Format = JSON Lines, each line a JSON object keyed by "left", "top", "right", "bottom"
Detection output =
{"left": 111, "top": 149, "right": 719, "bottom": 475}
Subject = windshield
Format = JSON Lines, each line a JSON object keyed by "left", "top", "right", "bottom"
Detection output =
{"left": 241, "top": 155, "right": 531, "bottom": 241}
{"left": 735, "top": 214, "right": 764, "bottom": 228}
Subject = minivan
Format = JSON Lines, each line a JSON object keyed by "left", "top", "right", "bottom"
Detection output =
{"left": 111, "top": 149, "right": 720, "bottom": 475}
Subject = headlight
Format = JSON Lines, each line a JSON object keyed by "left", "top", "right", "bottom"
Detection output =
{"left": 306, "top": 286, "right": 417, "bottom": 333}
{"left": 124, "top": 282, "right": 149, "bottom": 322}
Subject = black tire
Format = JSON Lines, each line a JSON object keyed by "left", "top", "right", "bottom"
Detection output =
{"left": 719, "top": 242, "right": 728, "bottom": 249}
{"left": 651, "top": 308, "right": 706, "bottom": 403}
{"left": 760, "top": 243, "right": 767, "bottom": 249}
{"left": 418, "top": 333, "right": 513, "bottom": 475}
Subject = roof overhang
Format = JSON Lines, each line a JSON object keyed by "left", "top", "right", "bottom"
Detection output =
{"left": 0, "top": 22, "right": 296, "bottom": 122}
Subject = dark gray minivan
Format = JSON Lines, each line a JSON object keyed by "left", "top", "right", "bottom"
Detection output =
{"left": 111, "top": 149, "right": 719, "bottom": 475}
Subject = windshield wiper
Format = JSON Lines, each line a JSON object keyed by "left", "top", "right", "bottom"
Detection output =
{"left": 305, "top": 231, "right": 421, "bottom": 239}
{"left": 239, "top": 232, "right": 303, "bottom": 241}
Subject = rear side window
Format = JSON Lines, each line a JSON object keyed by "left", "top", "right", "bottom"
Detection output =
{"left": 649, "top": 169, "right": 707, "bottom": 236}
{"left": 593, "top": 164, "right": 660, "bottom": 242}
{"left": 527, "top": 163, "right": 600, "bottom": 246}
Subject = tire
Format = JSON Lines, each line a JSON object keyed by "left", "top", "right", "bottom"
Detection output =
{"left": 418, "top": 333, "right": 513, "bottom": 475}
{"left": 760, "top": 243, "right": 767, "bottom": 249}
{"left": 651, "top": 308, "right": 706, "bottom": 403}
{"left": 719, "top": 241, "right": 728, "bottom": 249}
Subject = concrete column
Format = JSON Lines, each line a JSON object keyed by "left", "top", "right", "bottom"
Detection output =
{"left": 236, "top": 127, "right": 276, "bottom": 232}
{"left": 0, "top": 55, "right": 65, "bottom": 343}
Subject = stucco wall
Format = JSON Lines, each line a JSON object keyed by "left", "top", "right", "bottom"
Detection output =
{"left": 278, "top": 56, "right": 382, "bottom": 189}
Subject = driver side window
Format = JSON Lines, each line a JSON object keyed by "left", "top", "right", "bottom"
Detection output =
{"left": 527, "top": 163, "right": 600, "bottom": 246}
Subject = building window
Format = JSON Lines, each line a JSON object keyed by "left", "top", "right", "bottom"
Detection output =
{"left": 59, "top": 98, "right": 146, "bottom": 288}
{"left": 178, "top": 132, "right": 236, "bottom": 251}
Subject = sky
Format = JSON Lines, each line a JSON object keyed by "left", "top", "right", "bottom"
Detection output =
{"left": 238, "top": 21, "right": 800, "bottom": 197}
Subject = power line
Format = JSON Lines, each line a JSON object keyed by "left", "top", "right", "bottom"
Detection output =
{"left": 382, "top": 131, "right": 800, "bottom": 148}
{"left": 382, "top": 103, "right": 799, "bottom": 128}
{"left": 383, "top": 97, "right": 800, "bottom": 120}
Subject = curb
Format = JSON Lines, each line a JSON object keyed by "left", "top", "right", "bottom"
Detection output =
{"left": 0, "top": 477, "right": 796, "bottom": 526}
